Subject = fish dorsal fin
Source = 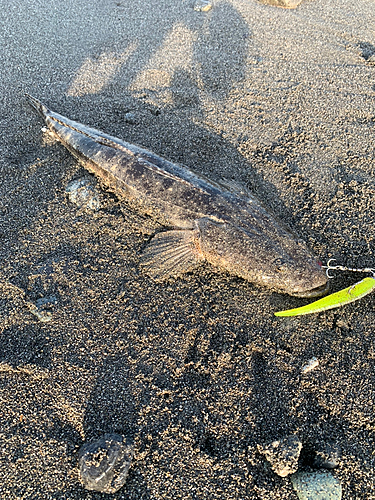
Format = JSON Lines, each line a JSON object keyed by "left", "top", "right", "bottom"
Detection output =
{"left": 140, "top": 229, "right": 202, "bottom": 280}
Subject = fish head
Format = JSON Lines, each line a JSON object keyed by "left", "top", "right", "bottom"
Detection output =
{"left": 197, "top": 218, "right": 328, "bottom": 297}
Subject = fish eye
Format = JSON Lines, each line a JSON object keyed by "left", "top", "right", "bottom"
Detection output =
{"left": 274, "top": 258, "right": 288, "bottom": 272}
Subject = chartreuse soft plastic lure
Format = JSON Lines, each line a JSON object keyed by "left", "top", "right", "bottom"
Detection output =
{"left": 275, "top": 260, "right": 375, "bottom": 317}
{"left": 275, "top": 276, "right": 375, "bottom": 317}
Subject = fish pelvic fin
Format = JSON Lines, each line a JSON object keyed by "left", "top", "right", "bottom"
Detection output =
{"left": 25, "top": 94, "right": 49, "bottom": 119}
{"left": 140, "top": 229, "right": 202, "bottom": 281}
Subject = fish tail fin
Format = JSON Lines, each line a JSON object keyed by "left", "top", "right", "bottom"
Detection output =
{"left": 25, "top": 94, "right": 49, "bottom": 119}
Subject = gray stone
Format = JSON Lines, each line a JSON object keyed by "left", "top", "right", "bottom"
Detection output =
{"left": 194, "top": 0, "right": 212, "bottom": 12}
{"left": 258, "top": 435, "right": 302, "bottom": 477}
{"left": 124, "top": 112, "right": 137, "bottom": 124}
{"left": 313, "top": 442, "right": 341, "bottom": 469}
{"left": 79, "top": 434, "right": 134, "bottom": 493}
{"left": 291, "top": 471, "right": 342, "bottom": 500}
{"left": 66, "top": 177, "right": 101, "bottom": 211}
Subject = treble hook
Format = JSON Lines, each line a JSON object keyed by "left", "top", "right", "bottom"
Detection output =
{"left": 322, "top": 258, "right": 338, "bottom": 279}
{"left": 322, "top": 259, "right": 375, "bottom": 279}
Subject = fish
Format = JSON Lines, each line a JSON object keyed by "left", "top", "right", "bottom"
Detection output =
{"left": 25, "top": 94, "right": 328, "bottom": 297}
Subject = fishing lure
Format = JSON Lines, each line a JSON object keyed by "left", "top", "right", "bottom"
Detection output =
{"left": 275, "top": 260, "right": 375, "bottom": 317}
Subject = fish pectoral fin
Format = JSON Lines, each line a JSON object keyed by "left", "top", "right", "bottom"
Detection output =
{"left": 140, "top": 229, "right": 202, "bottom": 280}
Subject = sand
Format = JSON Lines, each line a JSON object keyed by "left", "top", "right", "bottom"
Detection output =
{"left": 0, "top": 0, "right": 375, "bottom": 498}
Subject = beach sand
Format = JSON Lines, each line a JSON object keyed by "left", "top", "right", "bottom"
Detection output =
{"left": 0, "top": 0, "right": 375, "bottom": 498}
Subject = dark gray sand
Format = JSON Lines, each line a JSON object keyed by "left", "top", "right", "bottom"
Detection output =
{"left": 1, "top": 0, "right": 375, "bottom": 498}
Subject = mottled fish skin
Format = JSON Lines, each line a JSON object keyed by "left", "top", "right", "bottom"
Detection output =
{"left": 26, "top": 94, "right": 328, "bottom": 297}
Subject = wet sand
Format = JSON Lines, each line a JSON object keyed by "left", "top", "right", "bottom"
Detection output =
{"left": 0, "top": 0, "right": 375, "bottom": 498}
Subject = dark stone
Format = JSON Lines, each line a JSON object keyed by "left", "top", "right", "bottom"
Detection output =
{"left": 313, "top": 442, "right": 341, "bottom": 469}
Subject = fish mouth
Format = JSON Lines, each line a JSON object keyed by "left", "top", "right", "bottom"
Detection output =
{"left": 290, "top": 281, "right": 330, "bottom": 298}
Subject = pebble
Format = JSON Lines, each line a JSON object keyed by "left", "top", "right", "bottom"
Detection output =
{"left": 66, "top": 177, "right": 101, "bottom": 211}
{"left": 301, "top": 357, "right": 319, "bottom": 374}
{"left": 313, "top": 442, "right": 341, "bottom": 469}
{"left": 0, "top": 361, "right": 49, "bottom": 379}
{"left": 258, "top": 435, "right": 302, "bottom": 477}
{"left": 79, "top": 434, "right": 134, "bottom": 493}
{"left": 28, "top": 295, "right": 57, "bottom": 322}
{"left": 291, "top": 471, "right": 342, "bottom": 500}
{"left": 124, "top": 112, "right": 137, "bottom": 124}
{"left": 193, "top": 0, "right": 212, "bottom": 12}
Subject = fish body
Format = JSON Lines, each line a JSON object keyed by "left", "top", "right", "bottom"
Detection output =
{"left": 26, "top": 94, "right": 328, "bottom": 297}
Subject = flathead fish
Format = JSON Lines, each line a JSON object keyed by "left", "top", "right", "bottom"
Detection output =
{"left": 26, "top": 94, "right": 328, "bottom": 297}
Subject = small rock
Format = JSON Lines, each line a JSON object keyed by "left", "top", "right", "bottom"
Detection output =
{"left": 291, "top": 471, "right": 342, "bottom": 500}
{"left": 194, "top": 0, "right": 212, "bottom": 12}
{"left": 66, "top": 177, "right": 101, "bottom": 211}
{"left": 258, "top": 0, "right": 302, "bottom": 7}
{"left": 301, "top": 357, "right": 319, "bottom": 374}
{"left": 28, "top": 295, "right": 58, "bottom": 322}
{"left": 124, "top": 112, "right": 137, "bottom": 124}
{"left": 258, "top": 435, "right": 302, "bottom": 477}
{"left": 313, "top": 442, "right": 341, "bottom": 470}
{"left": 79, "top": 434, "right": 134, "bottom": 493}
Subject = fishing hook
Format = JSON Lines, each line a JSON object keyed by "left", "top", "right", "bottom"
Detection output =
{"left": 322, "top": 258, "right": 375, "bottom": 279}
